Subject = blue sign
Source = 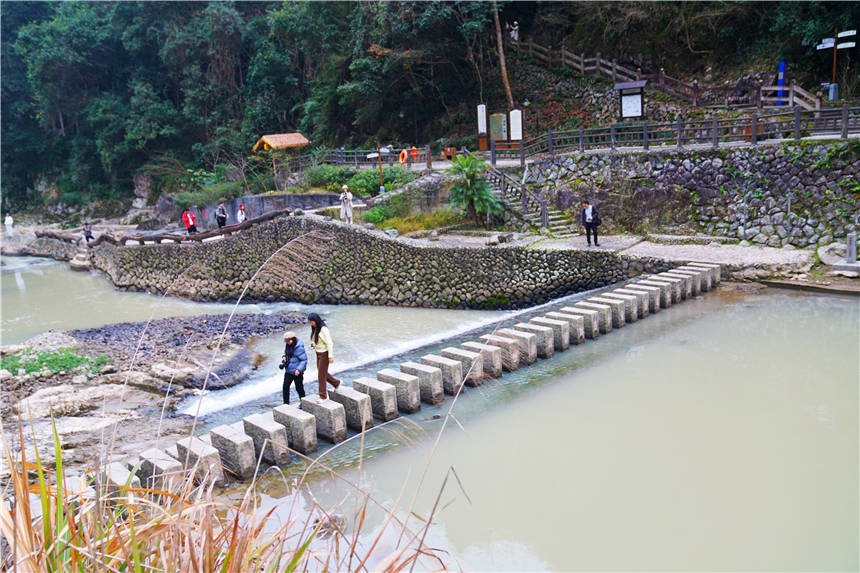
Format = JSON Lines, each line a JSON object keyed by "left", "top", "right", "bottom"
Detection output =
{"left": 777, "top": 61, "right": 786, "bottom": 105}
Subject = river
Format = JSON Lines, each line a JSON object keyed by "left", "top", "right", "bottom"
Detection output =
{"left": 2, "top": 256, "right": 857, "bottom": 571}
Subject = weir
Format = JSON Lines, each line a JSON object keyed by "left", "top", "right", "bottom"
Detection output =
{"left": 100, "top": 263, "right": 720, "bottom": 495}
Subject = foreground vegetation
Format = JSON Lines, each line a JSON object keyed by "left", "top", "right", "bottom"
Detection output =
{"left": 1, "top": 348, "right": 109, "bottom": 377}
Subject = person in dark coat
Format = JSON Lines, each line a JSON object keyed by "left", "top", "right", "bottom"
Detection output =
{"left": 215, "top": 202, "right": 228, "bottom": 229}
{"left": 580, "top": 199, "right": 600, "bottom": 247}
{"left": 278, "top": 330, "right": 308, "bottom": 404}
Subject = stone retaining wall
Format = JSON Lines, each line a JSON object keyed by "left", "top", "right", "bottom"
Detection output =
{"left": 527, "top": 140, "right": 860, "bottom": 248}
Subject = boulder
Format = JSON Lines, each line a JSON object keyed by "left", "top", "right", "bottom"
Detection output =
{"left": 818, "top": 242, "right": 848, "bottom": 266}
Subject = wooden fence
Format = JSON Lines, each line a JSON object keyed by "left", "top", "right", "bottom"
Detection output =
{"left": 280, "top": 146, "right": 433, "bottom": 176}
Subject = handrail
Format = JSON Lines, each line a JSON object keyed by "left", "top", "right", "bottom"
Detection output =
{"left": 484, "top": 163, "right": 549, "bottom": 228}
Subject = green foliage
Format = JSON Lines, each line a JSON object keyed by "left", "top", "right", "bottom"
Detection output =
{"left": 379, "top": 208, "right": 463, "bottom": 235}
{"left": 347, "top": 166, "right": 415, "bottom": 197}
{"left": 2, "top": 348, "right": 108, "bottom": 376}
{"left": 362, "top": 205, "right": 395, "bottom": 224}
{"left": 303, "top": 164, "right": 356, "bottom": 191}
{"left": 447, "top": 152, "right": 503, "bottom": 226}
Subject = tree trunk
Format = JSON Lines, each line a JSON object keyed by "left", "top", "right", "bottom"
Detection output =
{"left": 492, "top": 1, "right": 514, "bottom": 110}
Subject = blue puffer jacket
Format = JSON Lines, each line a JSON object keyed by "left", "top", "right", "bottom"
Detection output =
{"left": 280, "top": 340, "right": 308, "bottom": 373}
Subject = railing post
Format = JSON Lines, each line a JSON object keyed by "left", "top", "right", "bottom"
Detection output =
{"left": 841, "top": 105, "right": 849, "bottom": 139}
{"left": 426, "top": 145, "right": 432, "bottom": 169}
{"left": 580, "top": 52, "right": 585, "bottom": 74}
{"left": 659, "top": 68, "right": 665, "bottom": 89}
{"left": 490, "top": 139, "right": 496, "bottom": 166}
{"left": 595, "top": 52, "right": 601, "bottom": 76}
{"left": 520, "top": 140, "right": 525, "bottom": 168}
{"left": 786, "top": 196, "right": 792, "bottom": 244}
{"left": 712, "top": 117, "right": 719, "bottom": 149}
{"left": 520, "top": 186, "right": 527, "bottom": 218}
{"left": 610, "top": 123, "right": 617, "bottom": 150}
{"left": 541, "top": 199, "right": 549, "bottom": 228}
{"left": 692, "top": 80, "right": 699, "bottom": 107}
{"left": 579, "top": 127, "right": 584, "bottom": 151}
{"left": 789, "top": 79, "right": 796, "bottom": 107}
{"left": 676, "top": 120, "right": 684, "bottom": 148}
{"left": 636, "top": 67, "right": 642, "bottom": 81}
{"left": 751, "top": 113, "right": 758, "bottom": 145}
{"left": 611, "top": 58, "right": 617, "bottom": 81}
{"left": 755, "top": 84, "right": 762, "bottom": 110}
{"left": 548, "top": 130, "right": 554, "bottom": 157}
{"left": 794, "top": 107, "right": 801, "bottom": 140}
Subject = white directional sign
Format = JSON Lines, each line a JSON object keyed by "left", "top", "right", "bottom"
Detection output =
{"left": 837, "top": 42, "right": 856, "bottom": 49}
{"left": 477, "top": 104, "right": 487, "bottom": 135}
{"left": 837, "top": 30, "right": 856, "bottom": 38}
{"left": 509, "top": 109, "right": 523, "bottom": 141}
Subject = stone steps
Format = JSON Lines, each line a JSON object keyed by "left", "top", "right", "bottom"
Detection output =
{"left": 87, "top": 262, "right": 720, "bottom": 499}
{"left": 69, "top": 248, "right": 92, "bottom": 272}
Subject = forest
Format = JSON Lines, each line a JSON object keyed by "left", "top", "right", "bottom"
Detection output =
{"left": 2, "top": 1, "right": 857, "bottom": 210}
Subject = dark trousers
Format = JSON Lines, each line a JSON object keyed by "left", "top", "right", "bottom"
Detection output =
{"left": 216, "top": 216, "right": 226, "bottom": 229}
{"left": 283, "top": 371, "right": 305, "bottom": 404}
{"left": 315, "top": 351, "right": 341, "bottom": 398}
{"left": 584, "top": 222, "right": 599, "bottom": 245}
{"left": 186, "top": 225, "right": 197, "bottom": 234}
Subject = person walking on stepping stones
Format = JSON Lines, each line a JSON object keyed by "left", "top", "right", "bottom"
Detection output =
{"left": 580, "top": 199, "right": 600, "bottom": 247}
{"left": 278, "top": 330, "right": 307, "bottom": 404}
{"left": 307, "top": 312, "right": 341, "bottom": 399}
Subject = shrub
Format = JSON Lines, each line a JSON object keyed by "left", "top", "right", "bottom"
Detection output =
{"left": 362, "top": 205, "right": 395, "bottom": 225}
{"left": 379, "top": 208, "right": 462, "bottom": 235}
{"left": 2, "top": 348, "right": 109, "bottom": 375}
{"left": 302, "top": 164, "right": 355, "bottom": 190}
{"left": 347, "top": 165, "right": 415, "bottom": 197}
{"left": 173, "top": 180, "right": 245, "bottom": 210}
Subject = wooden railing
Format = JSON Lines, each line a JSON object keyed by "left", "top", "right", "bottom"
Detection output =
{"left": 280, "top": 146, "right": 433, "bottom": 177}
{"left": 488, "top": 106, "right": 859, "bottom": 165}
{"left": 484, "top": 163, "right": 549, "bottom": 228}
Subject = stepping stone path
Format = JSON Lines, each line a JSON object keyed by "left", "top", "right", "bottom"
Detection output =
{"left": 90, "top": 263, "right": 720, "bottom": 499}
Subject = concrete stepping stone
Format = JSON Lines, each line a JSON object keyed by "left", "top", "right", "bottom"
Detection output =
{"left": 353, "top": 377, "right": 398, "bottom": 421}
{"left": 660, "top": 271, "right": 693, "bottom": 298}
{"left": 558, "top": 307, "right": 600, "bottom": 339}
{"left": 479, "top": 334, "right": 521, "bottom": 371}
{"left": 653, "top": 273, "right": 687, "bottom": 301}
{"left": 667, "top": 269, "right": 701, "bottom": 295}
{"left": 686, "top": 262, "right": 721, "bottom": 284}
{"left": 496, "top": 328, "right": 538, "bottom": 365}
{"left": 210, "top": 422, "right": 256, "bottom": 479}
{"left": 599, "top": 293, "right": 638, "bottom": 323}
{"left": 104, "top": 461, "right": 141, "bottom": 501}
{"left": 165, "top": 444, "right": 180, "bottom": 461}
{"left": 512, "top": 323, "right": 554, "bottom": 358}
{"left": 545, "top": 312, "right": 585, "bottom": 345}
{"left": 273, "top": 404, "right": 318, "bottom": 454}
{"left": 243, "top": 412, "right": 290, "bottom": 466}
{"left": 529, "top": 317, "right": 569, "bottom": 351}
{"left": 330, "top": 386, "right": 374, "bottom": 431}
{"left": 441, "top": 347, "right": 484, "bottom": 386}
{"left": 623, "top": 284, "right": 661, "bottom": 314}
{"left": 401, "top": 361, "right": 445, "bottom": 404}
{"left": 300, "top": 396, "right": 347, "bottom": 443}
{"left": 421, "top": 354, "right": 464, "bottom": 394}
{"left": 377, "top": 368, "right": 421, "bottom": 412}
{"left": 613, "top": 288, "right": 649, "bottom": 317}
{"left": 676, "top": 266, "right": 711, "bottom": 290}
{"left": 588, "top": 297, "right": 626, "bottom": 328}
{"left": 461, "top": 341, "right": 503, "bottom": 377}
{"left": 573, "top": 302, "right": 612, "bottom": 334}
{"left": 175, "top": 437, "right": 225, "bottom": 486}
{"left": 634, "top": 280, "right": 671, "bottom": 308}
{"left": 644, "top": 276, "right": 681, "bottom": 304}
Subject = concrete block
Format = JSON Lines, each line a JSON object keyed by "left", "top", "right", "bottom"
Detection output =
{"left": 300, "top": 396, "right": 347, "bottom": 443}
{"left": 660, "top": 271, "right": 694, "bottom": 298}
{"left": 558, "top": 307, "right": 600, "bottom": 339}
{"left": 461, "top": 341, "right": 503, "bottom": 378}
{"left": 441, "top": 347, "right": 484, "bottom": 386}
{"left": 653, "top": 273, "right": 687, "bottom": 300}
{"left": 573, "top": 302, "right": 612, "bottom": 334}
{"left": 175, "top": 437, "right": 224, "bottom": 486}
{"left": 210, "top": 422, "right": 256, "bottom": 479}
{"left": 479, "top": 334, "right": 521, "bottom": 371}
{"left": 645, "top": 276, "right": 682, "bottom": 304}
{"left": 613, "top": 288, "right": 649, "bottom": 317}
{"left": 686, "top": 261, "right": 722, "bottom": 284}
{"left": 670, "top": 269, "right": 703, "bottom": 295}
{"left": 545, "top": 312, "right": 586, "bottom": 345}
{"left": 139, "top": 448, "right": 185, "bottom": 491}
{"left": 512, "top": 323, "right": 554, "bottom": 358}
{"left": 165, "top": 444, "right": 180, "bottom": 461}
{"left": 676, "top": 265, "right": 712, "bottom": 290}
{"left": 588, "top": 297, "right": 626, "bottom": 328}
{"left": 243, "top": 412, "right": 290, "bottom": 466}
{"left": 496, "top": 328, "right": 538, "bottom": 364}
{"left": 401, "top": 361, "right": 445, "bottom": 404}
{"left": 634, "top": 280, "right": 672, "bottom": 308}
{"left": 352, "top": 377, "right": 398, "bottom": 421}
{"left": 421, "top": 354, "right": 464, "bottom": 394}
{"left": 104, "top": 462, "right": 140, "bottom": 501}
{"left": 529, "top": 317, "right": 569, "bottom": 351}
{"left": 330, "top": 386, "right": 374, "bottom": 431}
{"left": 599, "top": 292, "right": 639, "bottom": 323}
{"left": 623, "top": 284, "right": 661, "bottom": 314}
{"left": 273, "top": 404, "right": 318, "bottom": 454}
{"left": 377, "top": 368, "right": 421, "bottom": 412}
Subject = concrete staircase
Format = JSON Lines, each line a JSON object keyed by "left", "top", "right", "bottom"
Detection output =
{"left": 69, "top": 245, "right": 92, "bottom": 272}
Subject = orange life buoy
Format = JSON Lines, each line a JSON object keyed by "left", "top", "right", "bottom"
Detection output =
{"left": 398, "top": 149, "right": 408, "bottom": 164}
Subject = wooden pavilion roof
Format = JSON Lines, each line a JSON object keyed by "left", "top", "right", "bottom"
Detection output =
{"left": 252, "top": 133, "right": 311, "bottom": 152}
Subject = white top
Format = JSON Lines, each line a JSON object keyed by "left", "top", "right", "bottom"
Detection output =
{"left": 4, "top": 215, "right": 12, "bottom": 226}
{"left": 585, "top": 206, "right": 593, "bottom": 222}
{"left": 237, "top": 210, "right": 246, "bottom": 223}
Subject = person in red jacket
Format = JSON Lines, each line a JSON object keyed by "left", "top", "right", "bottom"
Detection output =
{"left": 182, "top": 209, "right": 198, "bottom": 234}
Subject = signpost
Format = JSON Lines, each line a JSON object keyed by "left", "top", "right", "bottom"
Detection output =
{"left": 817, "top": 28, "right": 856, "bottom": 100}
{"left": 477, "top": 104, "right": 488, "bottom": 150}
{"left": 614, "top": 80, "right": 647, "bottom": 121}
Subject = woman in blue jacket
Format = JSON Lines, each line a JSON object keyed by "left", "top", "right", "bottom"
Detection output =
{"left": 278, "top": 330, "right": 308, "bottom": 404}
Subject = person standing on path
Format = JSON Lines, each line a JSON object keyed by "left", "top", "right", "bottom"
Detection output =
{"left": 215, "top": 202, "right": 228, "bottom": 229}
{"left": 580, "top": 199, "right": 600, "bottom": 247}
{"left": 182, "top": 209, "right": 198, "bottom": 234}
{"left": 278, "top": 330, "right": 307, "bottom": 404}
{"left": 339, "top": 185, "right": 353, "bottom": 224}
{"left": 307, "top": 312, "right": 341, "bottom": 399}
{"left": 4, "top": 214, "right": 13, "bottom": 234}
{"left": 236, "top": 203, "right": 247, "bottom": 223}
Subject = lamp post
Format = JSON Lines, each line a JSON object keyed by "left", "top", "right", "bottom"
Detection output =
{"left": 817, "top": 28, "right": 856, "bottom": 100}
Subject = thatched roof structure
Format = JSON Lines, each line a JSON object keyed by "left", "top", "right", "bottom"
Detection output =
{"left": 252, "top": 133, "right": 311, "bottom": 152}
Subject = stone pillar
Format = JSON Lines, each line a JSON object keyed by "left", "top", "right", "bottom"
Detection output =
{"left": 243, "top": 412, "right": 291, "bottom": 466}
{"left": 139, "top": 448, "right": 184, "bottom": 490}
{"left": 529, "top": 317, "right": 570, "bottom": 351}
{"left": 573, "top": 302, "right": 612, "bottom": 334}
{"left": 400, "top": 361, "right": 445, "bottom": 404}
{"left": 441, "top": 347, "right": 484, "bottom": 386}
{"left": 676, "top": 265, "right": 712, "bottom": 290}
{"left": 612, "top": 288, "right": 649, "bottom": 317}
{"left": 644, "top": 276, "right": 682, "bottom": 304}
{"left": 210, "top": 422, "right": 257, "bottom": 479}
{"left": 103, "top": 462, "right": 141, "bottom": 502}
{"left": 620, "top": 285, "right": 659, "bottom": 314}
{"left": 377, "top": 368, "right": 421, "bottom": 412}
{"left": 352, "top": 377, "right": 398, "bottom": 421}
{"left": 512, "top": 322, "right": 555, "bottom": 358}
{"left": 558, "top": 307, "right": 600, "bottom": 339}
{"left": 587, "top": 297, "right": 626, "bottom": 328}
{"left": 329, "top": 386, "right": 374, "bottom": 431}
{"left": 421, "top": 354, "right": 464, "bottom": 395}
{"left": 479, "top": 334, "right": 522, "bottom": 371}
{"left": 300, "top": 396, "right": 347, "bottom": 443}
{"left": 634, "top": 280, "right": 672, "bottom": 308}
{"left": 175, "top": 437, "right": 225, "bottom": 486}
{"left": 496, "top": 328, "right": 538, "bottom": 365}
{"left": 272, "top": 404, "right": 318, "bottom": 454}
{"left": 685, "top": 262, "right": 722, "bottom": 285}
{"left": 545, "top": 312, "right": 586, "bottom": 345}
{"left": 461, "top": 341, "right": 503, "bottom": 378}
{"left": 655, "top": 273, "right": 690, "bottom": 300}
{"left": 666, "top": 269, "right": 702, "bottom": 295}
{"left": 598, "top": 293, "right": 639, "bottom": 323}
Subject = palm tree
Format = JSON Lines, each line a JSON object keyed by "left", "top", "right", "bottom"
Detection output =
{"left": 447, "top": 152, "right": 503, "bottom": 227}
